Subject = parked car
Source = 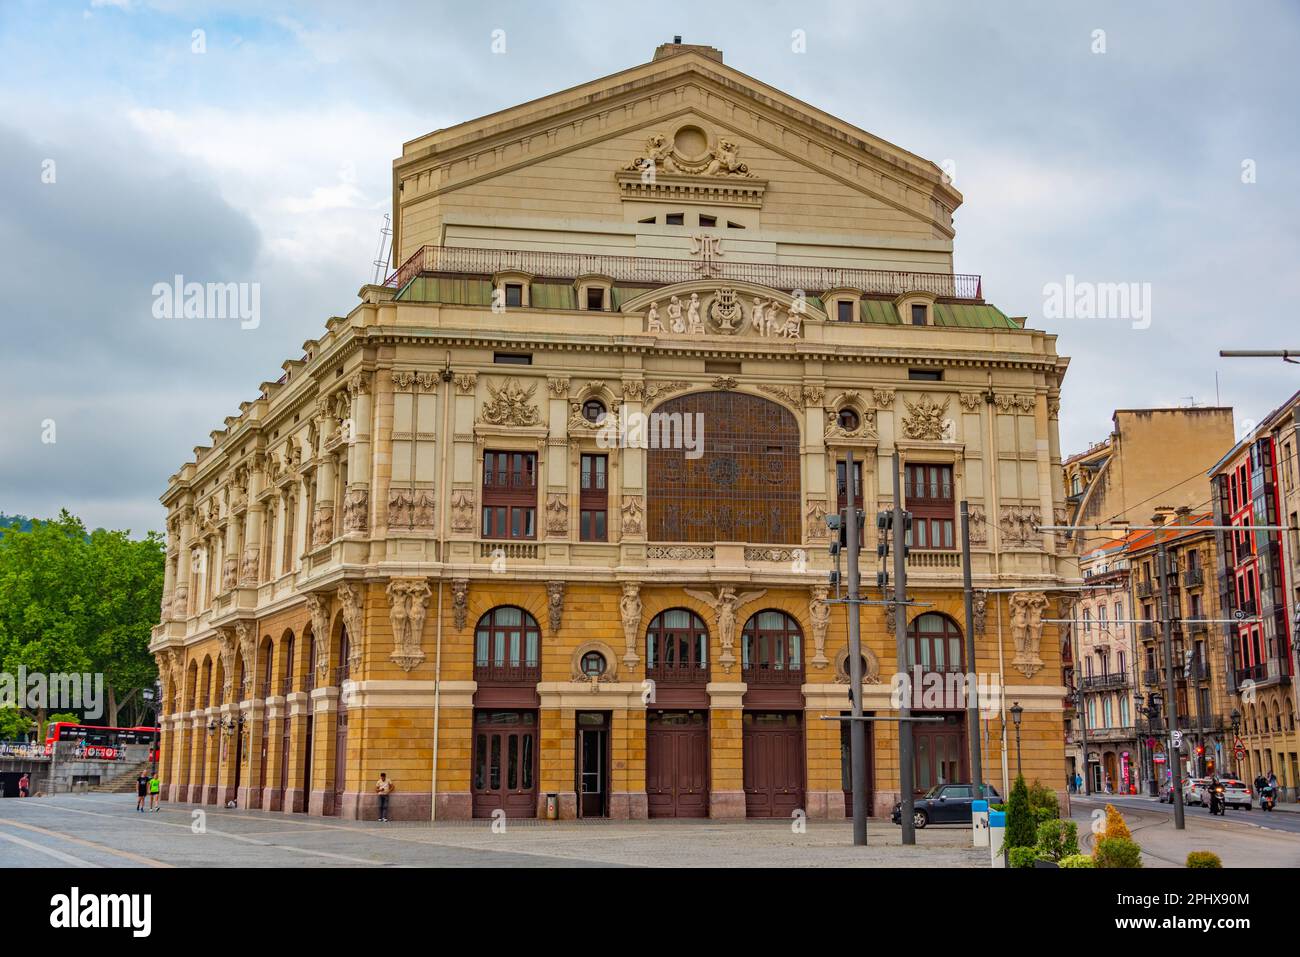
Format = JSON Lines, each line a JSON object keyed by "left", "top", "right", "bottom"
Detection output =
{"left": 891, "top": 783, "right": 1001, "bottom": 828}
{"left": 1219, "top": 778, "right": 1252, "bottom": 810}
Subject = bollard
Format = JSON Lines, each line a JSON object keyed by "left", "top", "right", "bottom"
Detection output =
{"left": 545, "top": 793, "right": 558, "bottom": 820}
{"left": 988, "top": 810, "right": 1006, "bottom": 868}
{"left": 971, "top": 799, "right": 989, "bottom": 848}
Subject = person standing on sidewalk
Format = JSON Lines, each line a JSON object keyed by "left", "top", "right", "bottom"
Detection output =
{"left": 375, "top": 773, "right": 393, "bottom": 822}
{"left": 149, "top": 772, "right": 161, "bottom": 811}
{"left": 17, "top": 773, "right": 30, "bottom": 798}
{"left": 135, "top": 772, "right": 150, "bottom": 812}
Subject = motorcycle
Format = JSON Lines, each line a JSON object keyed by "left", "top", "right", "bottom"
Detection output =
{"left": 1260, "top": 784, "right": 1277, "bottom": 811}
{"left": 1208, "top": 784, "right": 1226, "bottom": 816}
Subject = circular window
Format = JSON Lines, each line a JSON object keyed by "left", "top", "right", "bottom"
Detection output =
{"left": 582, "top": 399, "right": 607, "bottom": 424}
{"left": 580, "top": 651, "right": 607, "bottom": 678}
{"left": 837, "top": 408, "right": 860, "bottom": 431}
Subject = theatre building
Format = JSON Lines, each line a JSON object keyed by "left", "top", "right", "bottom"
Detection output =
{"left": 150, "top": 41, "right": 1075, "bottom": 821}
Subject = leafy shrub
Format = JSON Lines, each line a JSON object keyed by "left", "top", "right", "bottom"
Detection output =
{"left": 1008, "top": 846, "right": 1038, "bottom": 868}
{"left": 990, "top": 803, "right": 1007, "bottom": 813}
{"left": 1094, "top": 837, "right": 1143, "bottom": 868}
{"left": 1004, "top": 775, "right": 1036, "bottom": 849}
{"left": 1186, "top": 851, "right": 1222, "bottom": 868}
{"left": 1036, "top": 819, "right": 1080, "bottom": 862}
{"left": 1027, "top": 780, "right": 1061, "bottom": 818}
{"left": 1101, "top": 804, "right": 1132, "bottom": 843}
{"left": 1031, "top": 806, "right": 1058, "bottom": 828}
{"left": 1059, "top": 854, "right": 1096, "bottom": 868}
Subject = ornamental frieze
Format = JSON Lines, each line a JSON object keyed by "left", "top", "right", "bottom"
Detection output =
{"left": 451, "top": 579, "right": 470, "bottom": 631}
{"left": 449, "top": 488, "right": 475, "bottom": 533}
{"left": 646, "top": 290, "right": 805, "bottom": 339}
{"left": 622, "top": 130, "right": 754, "bottom": 178}
{"left": 343, "top": 486, "right": 369, "bottom": 533}
{"left": 546, "top": 580, "right": 566, "bottom": 636}
{"left": 901, "top": 394, "right": 952, "bottom": 441}
{"left": 479, "top": 378, "right": 541, "bottom": 427}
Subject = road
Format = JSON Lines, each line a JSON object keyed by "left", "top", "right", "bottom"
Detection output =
{"left": 1072, "top": 795, "right": 1300, "bottom": 867}
{"left": 0, "top": 794, "right": 984, "bottom": 868}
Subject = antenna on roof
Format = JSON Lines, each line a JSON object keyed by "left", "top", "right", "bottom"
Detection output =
{"left": 371, "top": 213, "right": 393, "bottom": 285}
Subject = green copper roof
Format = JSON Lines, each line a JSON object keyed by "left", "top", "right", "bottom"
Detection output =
{"left": 394, "top": 278, "right": 1016, "bottom": 329}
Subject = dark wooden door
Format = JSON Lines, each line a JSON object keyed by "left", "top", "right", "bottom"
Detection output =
{"left": 332, "top": 710, "right": 347, "bottom": 815}
{"left": 472, "top": 711, "right": 538, "bottom": 818}
{"left": 301, "top": 715, "right": 313, "bottom": 809}
{"left": 912, "top": 712, "right": 966, "bottom": 795}
{"left": 646, "top": 711, "right": 708, "bottom": 818}
{"left": 279, "top": 714, "right": 291, "bottom": 794}
{"left": 577, "top": 712, "right": 608, "bottom": 818}
{"left": 841, "top": 712, "right": 875, "bottom": 817}
{"left": 258, "top": 716, "right": 269, "bottom": 790}
{"left": 742, "top": 712, "right": 805, "bottom": 818}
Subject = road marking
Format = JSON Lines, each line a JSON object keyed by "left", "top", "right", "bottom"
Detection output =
{"left": 18, "top": 798, "right": 400, "bottom": 867}
{"left": 0, "top": 818, "right": 170, "bottom": 867}
{"left": 0, "top": 826, "right": 102, "bottom": 867}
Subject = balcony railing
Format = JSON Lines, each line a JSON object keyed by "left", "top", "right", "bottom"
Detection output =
{"left": 1236, "top": 663, "right": 1267, "bottom": 685}
{"left": 741, "top": 663, "right": 804, "bottom": 685}
{"left": 1183, "top": 567, "right": 1204, "bottom": 587}
{"left": 474, "top": 661, "right": 540, "bottom": 685}
{"left": 389, "top": 244, "right": 984, "bottom": 301}
{"left": 1081, "top": 673, "right": 1129, "bottom": 691}
{"left": 1137, "top": 580, "right": 1154, "bottom": 598}
{"left": 1139, "top": 622, "right": 1156, "bottom": 640}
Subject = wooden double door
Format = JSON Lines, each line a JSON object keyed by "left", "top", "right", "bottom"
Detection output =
{"left": 646, "top": 711, "right": 709, "bottom": 818}
{"left": 742, "top": 711, "right": 805, "bottom": 818}
{"left": 472, "top": 710, "right": 538, "bottom": 818}
{"left": 912, "top": 712, "right": 967, "bottom": 794}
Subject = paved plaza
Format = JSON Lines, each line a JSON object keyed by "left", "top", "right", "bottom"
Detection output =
{"left": 0, "top": 794, "right": 986, "bottom": 868}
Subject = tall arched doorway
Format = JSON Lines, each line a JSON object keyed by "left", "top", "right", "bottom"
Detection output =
{"left": 471, "top": 607, "right": 541, "bottom": 818}
{"left": 907, "top": 613, "right": 969, "bottom": 796}
{"left": 645, "top": 608, "right": 710, "bottom": 818}
{"left": 332, "top": 624, "right": 349, "bottom": 816}
{"left": 740, "top": 610, "right": 806, "bottom": 818}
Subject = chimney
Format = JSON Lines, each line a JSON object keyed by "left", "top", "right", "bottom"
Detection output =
{"left": 1174, "top": 506, "right": 1192, "bottom": 527}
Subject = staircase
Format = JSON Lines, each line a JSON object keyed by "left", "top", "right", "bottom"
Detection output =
{"left": 89, "top": 758, "right": 154, "bottom": 793}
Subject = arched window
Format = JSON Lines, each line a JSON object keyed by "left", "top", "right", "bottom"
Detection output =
{"left": 475, "top": 607, "right": 541, "bottom": 683}
{"left": 199, "top": 659, "right": 212, "bottom": 709}
{"left": 1119, "top": 695, "right": 1130, "bottom": 726}
{"left": 260, "top": 639, "right": 274, "bottom": 697}
{"left": 305, "top": 633, "right": 317, "bottom": 693}
{"left": 1102, "top": 697, "right": 1113, "bottom": 728}
{"left": 836, "top": 408, "right": 860, "bottom": 431}
{"left": 647, "top": 392, "right": 801, "bottom": 543}
{"left": 582, "top": 399, "right": 607, "bottom": 423}
{"left": 906, "top": 613, "right": 964, "bottom": 674}
{"left": 646, "top": 608, "right": 709, "bottom": 684}
{"left": 281, "top": 633, "right": 295, "bottom": 695}
{"left": 741, "top": 610, "right": 803, "bottom": 684}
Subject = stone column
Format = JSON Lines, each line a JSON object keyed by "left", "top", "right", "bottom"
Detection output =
{"left": 706, "top": 682, "right": 747, "bottom": 818}
{"left": 262, "top": 696, "right": 285, "bottom": 810}
{"left": 161, "top": 517, "right": 178, "bottom": 620}
{"left": 281, "top": 691, "right": 310, "bottom": 813}
{"left": 174, "top": 503, "right": 196, "bottom": 619}
{"left": 238, "top": 699, "right": 266, "bottom": 808}
{"left": 345, "top": 372, "right": 372, "bottom": 534}
{"left": 222, "top": 502, "right": 239, "bottom": 595}
{"left": 203, "top": 708, "right": 220, "bottom": 804}
{"left": 313, "top": 410, "right": 337, "bottom": 548}
{"left": 241, "top": 461, "right": 265, "bottom": 586}
{"left": 307, "top": 687, "right": 339, "bottom": 816}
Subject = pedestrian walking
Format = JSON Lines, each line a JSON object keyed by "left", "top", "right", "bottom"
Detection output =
{"left": 375, "top": 772, "right": 393, "bottom": 822}
{"left": 135, "top": 772, "right": 150, "bottom": 812}
{"left": 149, "top": 772, "right": 161, "bottom": 811}
{"left": 1074, "top": 772, "right": 1083, "bottom": 793}
{"left": 17, "top": 773, "right": 30, "bottom": 798}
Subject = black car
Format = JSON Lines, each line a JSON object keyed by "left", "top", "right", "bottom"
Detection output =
{"left": 891, "top": 783, "right": 1001, "bottom": 828}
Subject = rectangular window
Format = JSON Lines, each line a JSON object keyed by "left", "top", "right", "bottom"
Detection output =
{"left": 585, "top": 287, "right": 605, "bottom": 311}
{"left": 911, "top": 304, "right": 928, "bottom": 325}
{"left": 579, "top": 454, "right": 608, "bottom": 542}
{"left": 905, "top": 463, "right": 955, "bottom": 550}
{"left": 493, "top": 352, "right": 532, "bottom": 365}
{"left": 837, "top": 300, "right": 855, "bottom": 323}
{"left": 908, "top": 369, "right": 942, "bottom": 381}
{"left": 665, "top": 213, "right": 684, "bottom": 226}
{"left": 503, "top": 284, "right": 523, "bottom": 308}
{"left": 481, "top": 450, "right": 537, "bottom": 540}
{"left": 698, "top": 214, "right": 716, "bottom": 228}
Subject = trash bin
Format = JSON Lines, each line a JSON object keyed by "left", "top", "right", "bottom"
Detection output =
{"left": 545, "top": 793, "right": 558, "bottom": 820}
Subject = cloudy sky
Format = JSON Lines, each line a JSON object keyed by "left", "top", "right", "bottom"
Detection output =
{"left": 2, "top": 0, "right": 1297, "bottom": 535}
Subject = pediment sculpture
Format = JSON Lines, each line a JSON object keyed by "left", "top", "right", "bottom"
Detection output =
{"left": 623, "top": 131, "right": 753, "bottom": 178}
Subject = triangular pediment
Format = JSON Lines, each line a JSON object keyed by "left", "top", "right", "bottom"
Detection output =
{"left": 393, "top": 48, "right": 961, "bottom": 255}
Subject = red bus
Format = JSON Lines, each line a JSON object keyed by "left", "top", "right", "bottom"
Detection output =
{"left": 43, "top": 723, "right": 160, "bottom": 761}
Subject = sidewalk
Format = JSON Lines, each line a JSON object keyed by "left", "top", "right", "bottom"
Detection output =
{"left": 1071, "top": 790, "right": 1300, "bottom": 813}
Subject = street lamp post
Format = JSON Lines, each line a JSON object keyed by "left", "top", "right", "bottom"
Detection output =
{"left": 1230, "top": 709, "right": 1241, "bottom": 778}
{"left": 1010, "top": 702, "right": 1024, "bottom": 780}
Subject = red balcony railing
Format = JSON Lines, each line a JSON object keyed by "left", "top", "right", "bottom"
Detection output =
{"left": 388, "top": 244, "right": 983, "bottom": 301}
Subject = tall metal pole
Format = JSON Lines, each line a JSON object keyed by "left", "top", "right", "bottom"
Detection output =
{"left": 1158, "top": 537, "right": 1185, "bottom": 829}
{"left": 845, "top": 449, "right": 868, "bottom": 847}
{"left": 960, "top": 502, "right": 984, "bottom": 799}
{"left": 893, "top": 452, "right": 915, "bottom": 845}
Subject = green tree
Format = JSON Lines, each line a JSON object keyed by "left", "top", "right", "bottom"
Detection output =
{"left": 0, "top": 511, "right": 163, "bottom": 729}
{"left": 1004, "top": 774, "right": 1036, "bottom": 849}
